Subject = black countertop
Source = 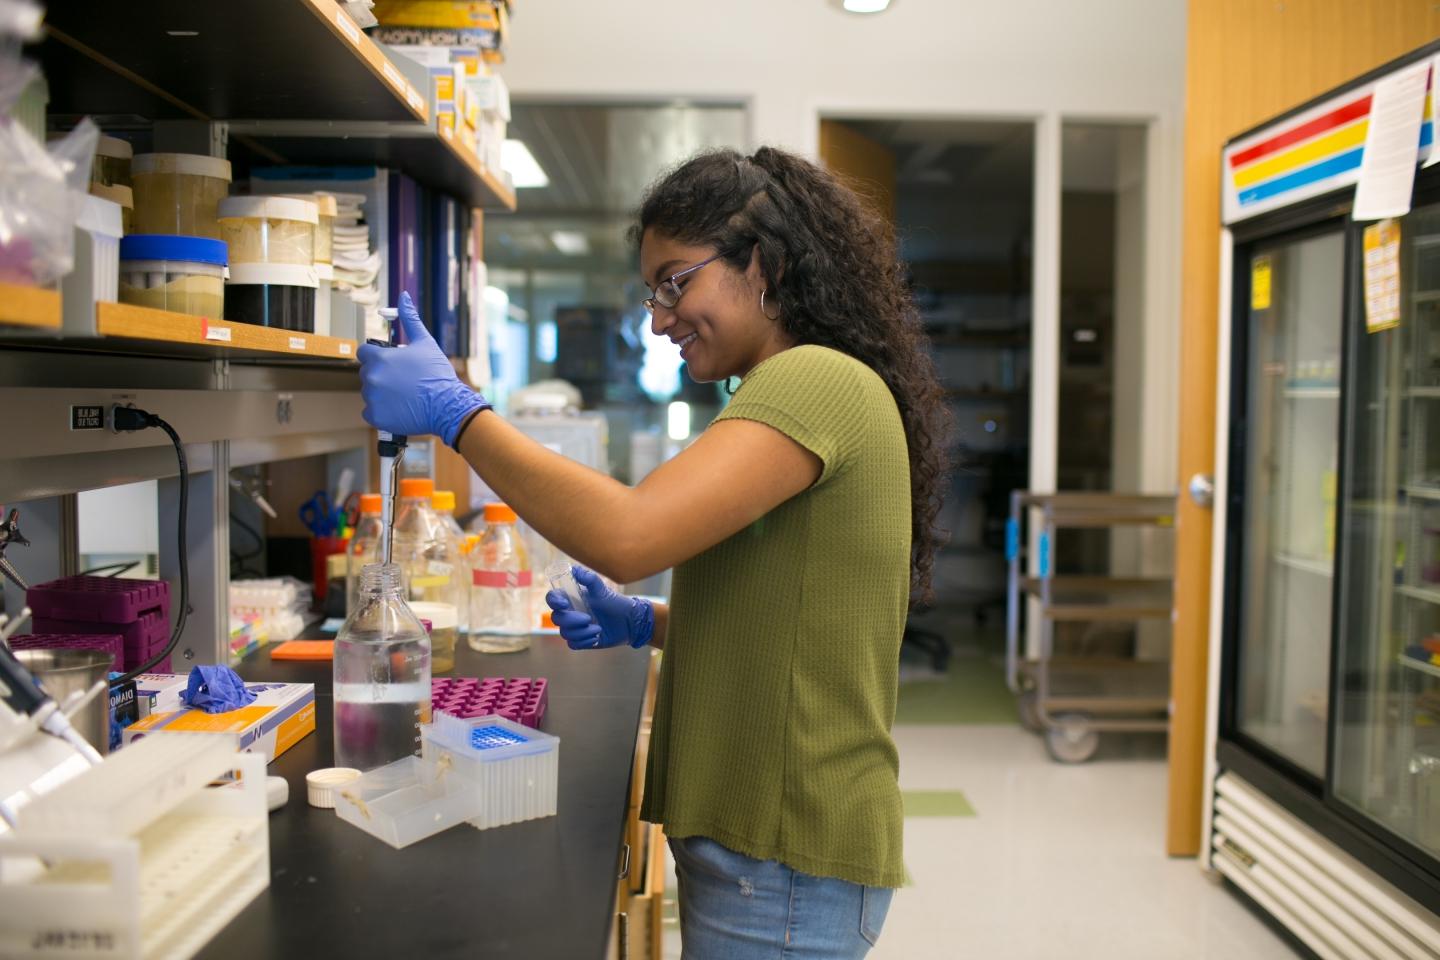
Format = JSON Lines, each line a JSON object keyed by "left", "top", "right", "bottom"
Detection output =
{"left": 197, "top": 634, "right": 652, "bottom": 960}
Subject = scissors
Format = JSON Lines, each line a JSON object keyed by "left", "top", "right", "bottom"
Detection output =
{"left": 299, "top": 491, "right": 337, "bottom": 537}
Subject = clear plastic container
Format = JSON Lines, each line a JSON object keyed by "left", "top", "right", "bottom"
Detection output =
{"left": 392, "top": 478, "right": 463, "bottom": 672}
{"left": 217, "top": 195, "right": 318, "bottom": 267}
{"left": 469, "top": 502, "right": 533, "bottom": 654}
{"left": 408, "top": 601, "right": 457, "bottom": 675}
{"left": 545, "top": 561, "right": 591, "bottom": 617}
{"left": 91, "top": 134, "right": 132, "bottom": 188}
{"left": 346, "top": 494, "right": 384, "bottom": 616}
{"left": 130, "top": 153, "right": 232, "bottom": 239}
{"left": 333, "top": 754, "right": 481, "bottom": 849}
{"left": 333, "top": 563, "right": 431, "bottom": 772}
{"left": 118, "top": 234, "right": 229, "bottom": 317}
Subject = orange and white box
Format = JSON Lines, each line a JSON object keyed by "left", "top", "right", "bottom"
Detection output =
{"left": 122, "top": 677, "right": 316, "bottom": 763}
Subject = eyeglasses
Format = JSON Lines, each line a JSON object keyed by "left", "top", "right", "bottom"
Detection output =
{"left": 643, "top": 253, "right": 722, "bottom": 314}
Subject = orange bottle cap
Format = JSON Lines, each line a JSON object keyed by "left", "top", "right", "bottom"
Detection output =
{"left": 431, "top": 490, "right": 456, "bottom": 513}
{"left": 359, "top": 493, "right": 383, "bottom": 514}
{"left": 483, "top": 501, "right": 517, "bottom": 524}
{"left": 399, "top": 478, "right": 435, "bottom": 499}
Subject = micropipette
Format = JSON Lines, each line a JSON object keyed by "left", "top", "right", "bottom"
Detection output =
{"left": 371, "top": 307, "right": 408, "bottom": 564}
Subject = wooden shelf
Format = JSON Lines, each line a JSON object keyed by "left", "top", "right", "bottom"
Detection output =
{"left": 96, "top": 302, "right": 357, "bottom": 362}
{"left": 39, "top": 0, "right": 516, "bottom": 212}
{"left": 0, "top": 284, "right": 62, "bottom": 330}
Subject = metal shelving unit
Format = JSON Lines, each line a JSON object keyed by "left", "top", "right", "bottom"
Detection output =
{"left": 1005, "top": 491, "right": 1177, "bottom": 762}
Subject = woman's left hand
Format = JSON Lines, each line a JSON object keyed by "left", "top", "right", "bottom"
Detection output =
{"left": 357, "top": 291, "right": 490, "bottom": 445}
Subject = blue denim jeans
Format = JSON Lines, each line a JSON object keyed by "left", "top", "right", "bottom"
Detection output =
{"left": 669, "top": 835, "right": 894, "bottom": 959}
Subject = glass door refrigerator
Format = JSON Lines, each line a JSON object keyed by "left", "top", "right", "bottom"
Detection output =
{"left": 1210, "top": 42, "right": 1440, "bottom": 958}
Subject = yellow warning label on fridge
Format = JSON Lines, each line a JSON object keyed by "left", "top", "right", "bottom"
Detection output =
{"left": 1250, "top": 256, "right": 1272, "bottom": 311}
{"left": 1363, "top": 218, "right": 1402, "bottom": 333}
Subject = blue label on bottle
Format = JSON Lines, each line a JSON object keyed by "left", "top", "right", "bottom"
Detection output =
{"left": 1005, "top": 518, "right": 1019, "bottom": 561}
{"left": 1039, "top": 532, "right": 1051, "bottom": 578}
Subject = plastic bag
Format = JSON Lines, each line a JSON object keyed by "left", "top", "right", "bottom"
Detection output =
{"left": 0, "top": 6, "right": 97, "bottom": 287}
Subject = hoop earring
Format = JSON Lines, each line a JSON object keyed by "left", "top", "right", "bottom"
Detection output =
{"left": 760, "top": 288, "right": 781, "bottom": 321}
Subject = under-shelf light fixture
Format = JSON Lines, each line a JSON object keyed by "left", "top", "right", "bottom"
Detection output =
{"left": 838, "top": 0, "right": 891, "bottom": 13}
{"left": 502, "top": 139, "right": 550, "bottom": 189}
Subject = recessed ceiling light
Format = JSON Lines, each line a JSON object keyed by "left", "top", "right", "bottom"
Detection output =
{"left": 166, "top": 30, "right": 200, "bottom": 36}
{"left": 839, "top": 0, "right": 891, "bottom": 13}
{"left": 502, "top": 139, "right": 549, "bottom": 189}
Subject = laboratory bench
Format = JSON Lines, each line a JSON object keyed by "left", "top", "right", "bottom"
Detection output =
{"left": 203, "top": 633, "right": 653, "bottom": 960}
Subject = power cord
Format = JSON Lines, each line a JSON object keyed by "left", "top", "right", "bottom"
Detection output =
{"left": 108, "top": 406, "right": 189, "bottom": 687}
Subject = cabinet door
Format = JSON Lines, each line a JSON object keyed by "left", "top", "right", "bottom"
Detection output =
{"left": 1335, "top": 201, "right": 1440, "bottom": 862}
{"left": 1233, "top": 229, "right": 1344, "bottom": 777}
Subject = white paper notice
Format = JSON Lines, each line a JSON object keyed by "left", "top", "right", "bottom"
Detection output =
{"left": 1425, "top": 56, "right": 1440, "bottom": 169}
{"left": 1354, "top": 61, "right": 1431, "bottom": 220}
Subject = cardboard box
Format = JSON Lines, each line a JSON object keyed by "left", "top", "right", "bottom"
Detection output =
{"left": 122, "top": 677, "right": 316, "bottom": 764}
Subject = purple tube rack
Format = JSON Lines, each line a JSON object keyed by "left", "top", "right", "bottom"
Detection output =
{"left": 9, "top": 634, "right": 124, "bottom": 670}
{"left": 431, "top": 676, "right": 548, "bottom": 728}
{"left": 28, "top": 576, "right": 172, "bottom": 672}
{"left": 27, "top": 576, "right": 171, "bottom": 623}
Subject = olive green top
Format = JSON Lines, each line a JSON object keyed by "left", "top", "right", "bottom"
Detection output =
{"left": 639, "top": 344, "right": 911, "bottom": 888}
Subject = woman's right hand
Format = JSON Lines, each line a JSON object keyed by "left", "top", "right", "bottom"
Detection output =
{"left": 546, "top": 566, "right": 654, "bottom": 650}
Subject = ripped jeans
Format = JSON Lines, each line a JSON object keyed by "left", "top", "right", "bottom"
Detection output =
{"left": 668, "top": 835, "right": 894, "bottom": 960}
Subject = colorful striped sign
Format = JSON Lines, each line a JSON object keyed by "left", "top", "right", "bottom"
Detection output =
{"left": 1223, "top": 61, "right": 1436, "bottom": 224}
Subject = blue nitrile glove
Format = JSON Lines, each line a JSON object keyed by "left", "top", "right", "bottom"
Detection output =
{"left": 357, "top": 291, "right": 491, "bottom": 447}
{"left": 545, "top": 565, "right": 653, "bottom": 650}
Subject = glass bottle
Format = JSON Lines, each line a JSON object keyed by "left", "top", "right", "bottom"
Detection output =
{"left": 345, "top": 493, "right": 384, "bottom": 616}
{"left": 333, "top": 562, "right": 431, "bottom": 772}
{"left": 391, "top": 478, "right": 460, "bottom": 674}
{"left": 469, "top": 502, "right": 533, "bottom": 654}
{"left": 430, "top": 489, "right": 470, "bottom": 638}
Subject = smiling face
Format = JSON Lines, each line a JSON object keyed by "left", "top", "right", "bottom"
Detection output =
{"left": 639, "top": 228, "right": 794, "bottom": 383}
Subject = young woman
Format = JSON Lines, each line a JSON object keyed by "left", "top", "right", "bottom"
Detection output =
{"left": 358, "top": 146, "right": 948, "bottom": 959}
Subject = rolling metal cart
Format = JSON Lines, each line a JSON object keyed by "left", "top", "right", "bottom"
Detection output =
{"left": 1005, "top": 492, "right": 1177, "bottom": 762}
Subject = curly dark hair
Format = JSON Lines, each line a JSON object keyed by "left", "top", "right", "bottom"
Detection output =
{"left": 633, "top": 146, "right": 951, "bottom": 605}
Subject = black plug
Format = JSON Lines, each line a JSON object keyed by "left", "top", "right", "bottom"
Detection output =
{"left": 111, "top": 405, "right": 158, "bottom": 432}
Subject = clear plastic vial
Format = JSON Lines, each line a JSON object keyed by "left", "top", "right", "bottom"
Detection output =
{"left": 469, "top": 502, "right": 533, "bottom": 654}
{"left": 345, "top": 493, "right": 384, "bottom": 617}
{"left": 334, "top": 563, "right": 431, "bottom": 772}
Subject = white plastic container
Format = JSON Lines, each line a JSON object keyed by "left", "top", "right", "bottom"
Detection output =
{"left": 89, "top": 182, "right": 133, "bottom": 234}
{"left": 131, "top": 153, "right": 233, "bottom": 239}
{"left": 422, "top": 713, "right": 559, "bottom": 830}
{"left": 226, "top": 262, "right": 319, "bottom": 332}
{"left": 65, "top": 194, "right": 123, "bottom": 310}
{"left": 218, "top": 195, "right": 318, "bottom": 267}
{"left": 119, "top": 234, "right": 229, "bottom": 318}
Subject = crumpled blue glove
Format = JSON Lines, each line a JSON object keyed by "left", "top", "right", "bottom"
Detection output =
{"left": 545, "top": 565, "right": 653, "bottom": 650}
{"left": 357, "top": 291, "right": 491, "bottom": 447}
{"left": 180, "top": 665, "right": 256, "bottom": 714}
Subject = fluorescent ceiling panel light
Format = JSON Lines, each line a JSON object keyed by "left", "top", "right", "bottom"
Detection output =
{"left": 842, "top": 0, "right": 891, "bottom": 12}
{"left": 502, "top": 139, "right": 550, "bottom": 189}
{"left": 549, "top": 230, "right": 590, "bottom": 256}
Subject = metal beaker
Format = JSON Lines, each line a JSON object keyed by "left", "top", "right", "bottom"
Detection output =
{"left": 14, "top": 649, "right": 115, "bottom": 755}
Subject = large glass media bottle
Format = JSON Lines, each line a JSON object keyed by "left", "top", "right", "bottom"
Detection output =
{"left": 334, "top": 562, "right": 431, "bottom": 771}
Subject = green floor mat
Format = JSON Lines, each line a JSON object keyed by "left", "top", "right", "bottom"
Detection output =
{"left": 902, "top": 790, "right": 977, "bottom": 817}
{"left": 894, "top": 656, "right": 1016, "bottom": 725}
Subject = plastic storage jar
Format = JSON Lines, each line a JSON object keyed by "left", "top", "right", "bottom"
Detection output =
{"left": 131, "top": 153, "right": 233, "bottom": 239}
{"left": 91, "top": 135, "right": 132, "bottom": 188}
{"left": 225, "top": 263, "right": 318, "bottom": 332}
{"left": 118, "top": 235, "right": 228, "bottom": 318}
{"left": 217, "top": 196, "right": 318, "bottom": 267}
{"left": 306, "top": 192, "right": 337, "bottom": 265}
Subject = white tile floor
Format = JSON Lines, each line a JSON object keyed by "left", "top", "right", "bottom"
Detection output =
{"left": 660, "top": 725, "right": 1302, "bottom": 960}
